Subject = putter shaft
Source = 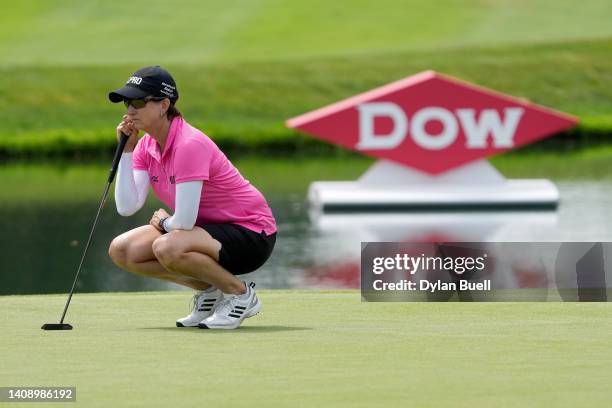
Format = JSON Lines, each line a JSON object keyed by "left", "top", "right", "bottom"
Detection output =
{"left": 53, "top": 133, "right": 130, "bottom": 326}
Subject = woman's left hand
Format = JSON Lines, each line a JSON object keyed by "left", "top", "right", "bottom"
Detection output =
{"left": 150, "top": 208, "right": 171, "bottom": 231}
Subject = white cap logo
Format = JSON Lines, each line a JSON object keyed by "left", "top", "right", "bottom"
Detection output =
{"left": 126, "top": 76, "right": 142, "bottom": 85}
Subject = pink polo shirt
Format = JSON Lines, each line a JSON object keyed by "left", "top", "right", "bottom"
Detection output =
{"left": 132, "top": 117, "right": 277, "bottom": 235}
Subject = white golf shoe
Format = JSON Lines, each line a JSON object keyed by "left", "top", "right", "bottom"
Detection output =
{"left": 199, "top": 282, "right": 261, "bottom": 329}
{"left": 176, "top": 288, "right": 223, "bottom": 327}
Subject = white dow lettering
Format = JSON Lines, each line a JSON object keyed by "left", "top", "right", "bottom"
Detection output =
{"left": 356, "top": 103, "right": 523, "bottom": 150}
{"left": 456, "top": 108, "right": 524, "bottom": 148}
{"left": 356, "top": 103, "right": 407, "bottom": 149}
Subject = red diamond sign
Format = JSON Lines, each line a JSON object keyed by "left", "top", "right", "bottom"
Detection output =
{"left": 286, "top": 71, "right": 578, "bottom": 175}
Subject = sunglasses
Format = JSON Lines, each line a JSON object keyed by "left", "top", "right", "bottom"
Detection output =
{"left": 123, "top": 97, "right": 165, "bottom": 109}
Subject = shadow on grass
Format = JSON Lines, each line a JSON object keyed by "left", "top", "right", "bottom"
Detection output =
{"left": 139, "top": 325, "right": 312, "bottom": 333}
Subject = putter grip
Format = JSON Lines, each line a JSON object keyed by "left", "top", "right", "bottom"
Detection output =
{"left": 108, "top": 132, "right": 130, "bottom": 183}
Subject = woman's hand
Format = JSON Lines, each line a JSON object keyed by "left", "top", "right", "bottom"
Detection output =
{"left": 150, "top": 208, "right": 171, "bottom": 231}
{"left": 116, "top": 115, "right": 139, "bottom": 152}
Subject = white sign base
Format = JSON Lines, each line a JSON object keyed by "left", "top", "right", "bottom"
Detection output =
{"left": 308, "top": 159, "right": 559, "bottom": 211}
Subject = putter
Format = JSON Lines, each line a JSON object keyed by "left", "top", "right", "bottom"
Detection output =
{"left": 42, "top": 132, "right": 130, "bottom": 331}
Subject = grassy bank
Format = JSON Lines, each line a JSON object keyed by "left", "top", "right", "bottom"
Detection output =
{"left": 1, "top": 38, "right": 612, "bottom": 158}
{"left": 1, "top": 1, "right": 612, "bottom": 157}
{"left": 2, "top": 290, "right": 611, "bottom": 407}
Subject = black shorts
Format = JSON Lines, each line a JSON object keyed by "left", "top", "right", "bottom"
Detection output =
{"left": 199, "top": 223, "right": 276, "bottom": 275}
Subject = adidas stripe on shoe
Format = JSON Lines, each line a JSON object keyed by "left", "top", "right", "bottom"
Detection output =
{"left": 199, "top": 282, "right": 261, "bottom": 330}
{"left": 176, "top": 288, "right": 223, "bottom": 327}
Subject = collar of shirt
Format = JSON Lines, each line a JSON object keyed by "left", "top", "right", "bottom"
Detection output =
{"left": 146, "top": 116, "right": 182, "bottom": 163}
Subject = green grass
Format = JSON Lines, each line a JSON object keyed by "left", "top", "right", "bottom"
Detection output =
{"left": 1, "top": 1, "right": 612, "bottom": 156}
{"left": 2, "top": 0, "right": 611, "bottom": 66}
{"left": 1, "top": 38, "right": 611, "bottom": 157}
{"left": 1, "top": 291, "right": 611, "bottom": 407}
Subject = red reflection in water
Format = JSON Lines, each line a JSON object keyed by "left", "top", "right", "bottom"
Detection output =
{"left": 303, "top": 262, "right": 360, "bottom": 289}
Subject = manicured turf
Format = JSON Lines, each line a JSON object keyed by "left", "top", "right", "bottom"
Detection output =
{"left": 3, "top": 0, "right": 611, "bottom": 65}
{"left": 1, "top": 291, "right": 611, "bottom": 407}
{"left": 1, "top": 1, "right": 611, "bottom": 156}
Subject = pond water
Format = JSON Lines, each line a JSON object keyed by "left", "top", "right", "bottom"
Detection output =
{"left": 2, "top": 160, "right": 612, "bottom": 295}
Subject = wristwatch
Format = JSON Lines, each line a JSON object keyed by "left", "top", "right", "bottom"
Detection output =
{"left": 159, "top": 217, "right": 169, "bottom": 233}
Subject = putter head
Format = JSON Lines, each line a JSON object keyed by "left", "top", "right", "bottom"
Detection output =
{"left": 41, "top": 323, "right": 73, "bottom": 330}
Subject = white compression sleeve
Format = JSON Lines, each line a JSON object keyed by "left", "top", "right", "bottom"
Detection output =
{"left": 115, "top": 153, "right": 150, "bottom": 216}
{"left": 162, "top": 181, "right": 203, "bottom": 231}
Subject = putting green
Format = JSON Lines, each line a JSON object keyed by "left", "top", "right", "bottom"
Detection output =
{"left": 1, "top": 291, "right": 611, "bottom": 407}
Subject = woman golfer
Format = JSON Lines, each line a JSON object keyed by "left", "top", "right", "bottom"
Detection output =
{"left": 107, "top": 66, "right": 276, "bottom": 329}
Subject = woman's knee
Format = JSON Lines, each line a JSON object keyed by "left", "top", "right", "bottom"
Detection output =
{"left": 152, "top": 235, "right": 181, "bottom": 267}
{"left": 108, "top": 236, "right": 128, "bottom": 267}
{"left": 152, "top": 233, "right": 214, "bottom": 273}
{"left": 109, "top": 235, "right": 150, "bottom": 268}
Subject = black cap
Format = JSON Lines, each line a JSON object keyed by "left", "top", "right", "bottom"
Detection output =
{"left": 108, "top": 66, "right": 179, "bottom": 103}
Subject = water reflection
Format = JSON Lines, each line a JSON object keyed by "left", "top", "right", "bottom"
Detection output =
{"left": 359, "top": 241, "right": 611, "bottom": 301}
{"left": 304, "top": 209, "right": 558, "bottom": 290}
{"left": 3, "top": 179, "right": 612, "bottom": 295}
